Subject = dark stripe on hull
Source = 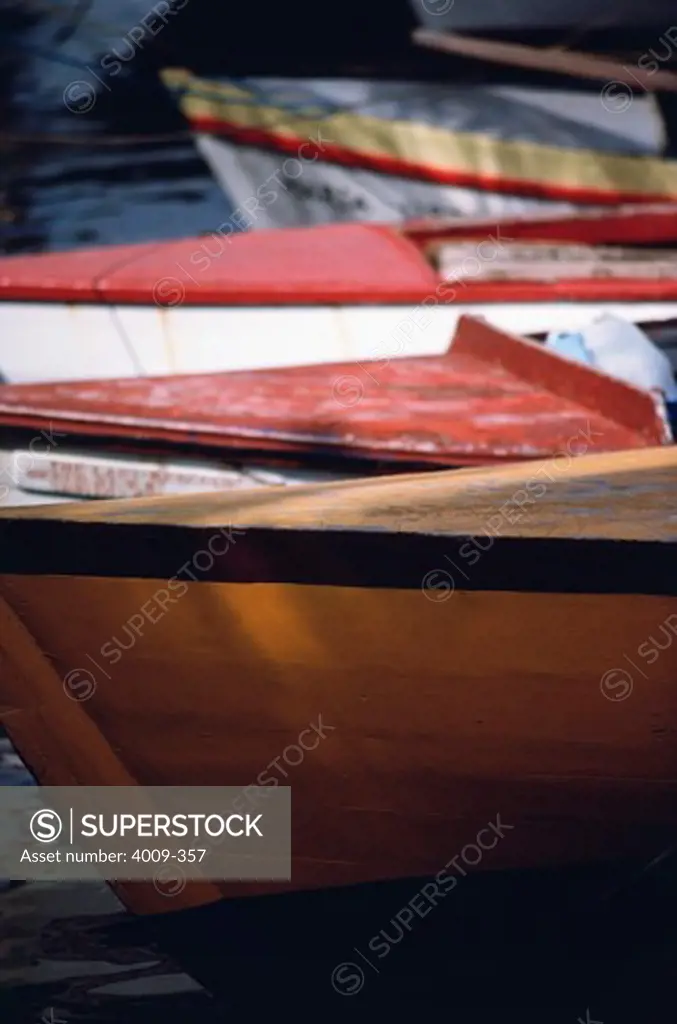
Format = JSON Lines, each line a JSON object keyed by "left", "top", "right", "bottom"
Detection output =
{"left": 0, "top": 519, "right": 674, "bottom": 596}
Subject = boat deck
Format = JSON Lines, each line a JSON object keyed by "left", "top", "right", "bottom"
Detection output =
{"left": 0, "top": 316, "right": 668, "bottom": 473}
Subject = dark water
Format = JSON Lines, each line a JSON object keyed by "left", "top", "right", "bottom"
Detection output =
{"left": 0, "top": 737, "right": 222, "bottom": 1024}
{"left": 0, "top": 0, "right": 232, "bottom": 255}
{"left": 3, "top": 729, "right": 677, "bottom": 1024}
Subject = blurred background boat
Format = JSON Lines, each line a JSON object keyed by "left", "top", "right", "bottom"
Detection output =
{"left": 161, "top": 67, "right": 672, "bottom": 225}
{"left": 0, "top": 315, "right": 669, "bottom": 504}
{"left": 3, "top": 206, "right": 677, "bottom": 386}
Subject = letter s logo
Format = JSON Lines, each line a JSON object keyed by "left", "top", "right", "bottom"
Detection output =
{"left": 30, "top": 809, "right": 63, "bottom": 843}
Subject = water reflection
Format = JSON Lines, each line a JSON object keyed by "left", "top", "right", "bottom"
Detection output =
{"left": 0, "top": 734, "right": 219, "bottom": 1023}
{"left": 0, "top": 2, "right": 231, "bottom": 254}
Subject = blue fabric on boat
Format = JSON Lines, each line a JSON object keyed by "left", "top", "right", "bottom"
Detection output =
{"left": 544, "top": 332, "right": 594, "bottom": 366}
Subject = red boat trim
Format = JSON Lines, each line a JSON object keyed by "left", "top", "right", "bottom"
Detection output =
{"left": 449, "top": 320, "right": 669, "bottom": 442}
{"left": 3, "top": 207, "right": 677, "bottom": 305}
{"left": 404, "top": 205, "right": 677, "bottom": 247}
{"left": 189, "top": 115, "right": 677, "bottom": 207}
{"left": 436, "top": 279, "right": 677, "bottom": 302}
{"left": 4, "top": 277, "right": 677, "bottom": 306}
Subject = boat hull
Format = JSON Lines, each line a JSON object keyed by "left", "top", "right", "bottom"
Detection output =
{"left": 1, "top": 447, "right": 676, "bottom": 917}
{"left": 3, "top": 298, "right": 677, "bottom": 384}
{"left": 0, "top": 443, "right": 675, "bottom": 1019}
{"left": 2, "top": 573, "right": 677, "bottom": 896}
{"left": 162, "top": 70, "right": 672, "bottom": 218}
{"left": 2, "top": 557, "right": 676, "bottom": 1013}
{"left": 3, "top": 211, "right": 677, "bottom": 383}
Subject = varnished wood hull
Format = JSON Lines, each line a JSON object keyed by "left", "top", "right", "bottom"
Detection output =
{"left": 0, "top": 446, "right": 676, "bottom": 924}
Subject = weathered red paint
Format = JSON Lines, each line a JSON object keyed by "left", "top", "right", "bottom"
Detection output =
{"left": 0, "top": 317, "right": 667, "bottom": 469}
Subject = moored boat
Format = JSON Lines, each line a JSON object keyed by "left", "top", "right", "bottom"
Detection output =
{"left": 0, "top": 316, "right": 669, "bottom": 502}
{"left": 0, "top": 443, "right": 676, "bottom": 895}
{"left": 2, "top": 204, "right": 677, "bottom": 386}
{"left": 160, "top": 67, "right": 673, "bottom": 226}
{"left": 1, "top": 444, "right": 675, "bottom": 1008}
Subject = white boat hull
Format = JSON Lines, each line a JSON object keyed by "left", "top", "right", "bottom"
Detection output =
{"left": 2, "top": 299, "right": 677, "bottom": 384}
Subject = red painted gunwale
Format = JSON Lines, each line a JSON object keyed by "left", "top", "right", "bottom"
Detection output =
{"left": 404, "top": 203, "right": 677, "bottom": 247}
{"left": 0, "top": 224, "right": 437, "bottom": 305}
{"left": 1, "top": 204, "right": 677, "bottom": 306}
